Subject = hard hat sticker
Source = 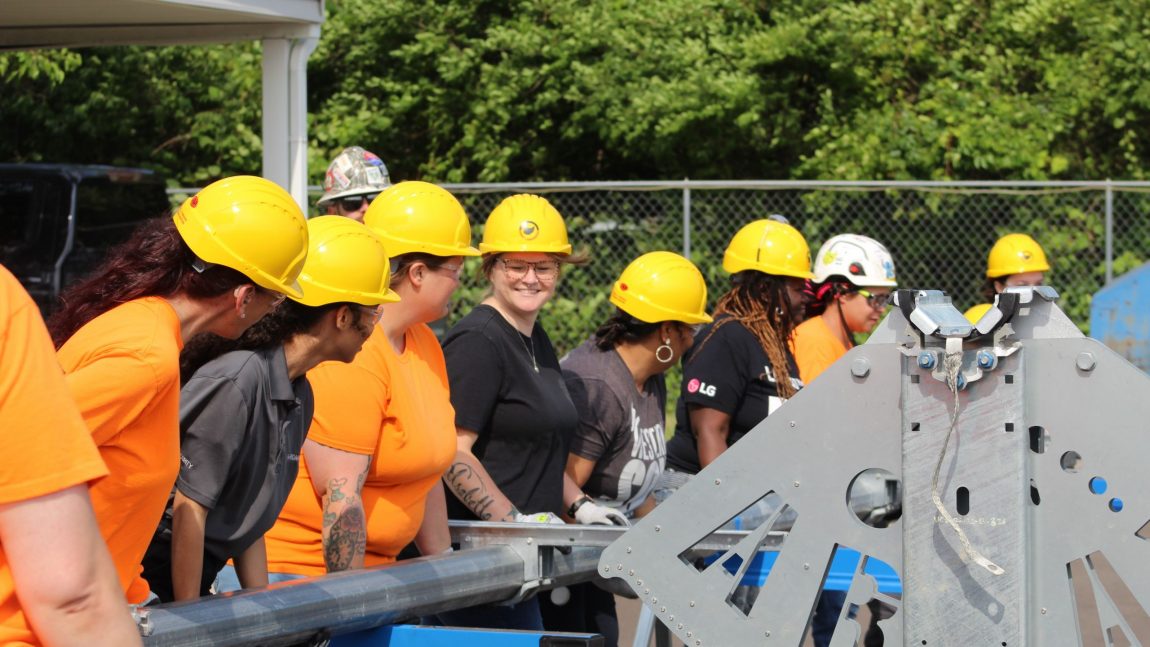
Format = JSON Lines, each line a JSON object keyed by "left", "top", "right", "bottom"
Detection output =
{"left": 329, "top": 168, "right": 351, "bottom": 190}
{"left": 519, "top": 220, "right": 540, "bottom": 240}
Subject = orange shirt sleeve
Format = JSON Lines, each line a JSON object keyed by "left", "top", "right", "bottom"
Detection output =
{"left": 792, "top": 317, "right": 847, "bottom": 385}
{"left": 306, "top": 361, "right": 388, "bottom": 456}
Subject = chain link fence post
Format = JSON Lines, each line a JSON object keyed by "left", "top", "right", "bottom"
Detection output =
{"left": 682, "top": 182, "right": 691, "bottom": 258}
{"left": 1106, "top": 179, "right": 1114, "bottom": 285}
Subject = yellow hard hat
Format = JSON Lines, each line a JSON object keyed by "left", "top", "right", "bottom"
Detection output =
{"left": 986, "top": 233, "right": 1050, "bottom": 278}
{"left": 479, "top": 194, "right": 572, "bottom": 255}
{"left": 965, "top": 303, "right": 993, "bottom": 323}
{"left": 173, "top": 176, "right": 309, "bottom": 298}
{"left": 610, "top": 252, "right": 713, "bottom": 325}
{"left": 292, "top": 216, "right": 400, "bottom": 307}
{"left": 363, "top": 181, "right": 480, "bottom": 257}
{"left": 722, "top": 219, "right": 813, "bottom": 279}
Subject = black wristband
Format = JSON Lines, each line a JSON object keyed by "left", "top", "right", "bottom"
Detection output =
{"left": 567, "top": 495, "right": 593, "bottom": 518}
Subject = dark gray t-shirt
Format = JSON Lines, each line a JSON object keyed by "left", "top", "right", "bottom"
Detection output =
{"left": 143, "top": 345, "right": 313, "bottom": 599}
{"left": 561, "top": 339, "right": 666, "bottom": 516}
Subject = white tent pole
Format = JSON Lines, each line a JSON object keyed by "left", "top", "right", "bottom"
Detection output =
{"left": 288, "top": 34, "right": 319, "bottom": 213}
{"left": 261, "top": 37, "right": 291, "bottom": 192}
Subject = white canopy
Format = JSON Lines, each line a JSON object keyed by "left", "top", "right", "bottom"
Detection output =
{"left": 0, "top": 0, "right": 324, "bottom": 208}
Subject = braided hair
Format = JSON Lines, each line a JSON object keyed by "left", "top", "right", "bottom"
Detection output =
{"left": 694, "top": 271, "right": 799, "bottom": 398}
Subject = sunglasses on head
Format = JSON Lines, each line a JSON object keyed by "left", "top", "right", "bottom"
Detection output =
{"left": 337, "top": 193, "right": 379, "bottom": 211}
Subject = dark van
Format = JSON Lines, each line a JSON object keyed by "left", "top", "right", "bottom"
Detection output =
{"left": 0, "top": 164, "right": 171, "bottom": 313}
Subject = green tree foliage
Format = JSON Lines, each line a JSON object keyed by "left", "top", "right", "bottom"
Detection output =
{"left": 1, "top": 45, "right": 263, "bottom": 184}
{"left": 6, "top": 0, "right": 1150, "bottom": 184}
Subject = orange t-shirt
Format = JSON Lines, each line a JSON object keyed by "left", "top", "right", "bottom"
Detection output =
{"left": 0, "top": 266, "right": 108, "bottom": 646}
{"left": 56, "top": 296, "right": 183, "bottom": 603}
{"left": 265, "top": 323, "right": 457, "bottom": 575}
{"left": 791, "top": 315, "right": 849, "bottom": 384}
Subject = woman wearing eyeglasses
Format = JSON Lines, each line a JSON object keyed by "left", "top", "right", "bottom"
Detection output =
{"left": 262, "top": 182, "right": 479, "bottom": 581}
{"left": 788, "top": 234, "right": 897, "bottom": 647}
{"left": 47, "top": 176, "right": 309, "bottom": 604}
{"left": 439, "top": 194, "right": 585, "bottom": 631}
{"left": 139, "top": 217, "right": 398, "bottom": 602}
{"left": 792, "top": 234, "right": 898, "bottom": 384}
{"left": 557, "top": 251, "right": 711, "bottom": 646}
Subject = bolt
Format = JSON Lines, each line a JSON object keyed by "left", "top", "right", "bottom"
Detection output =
{"left": 661, "top": 606, "right": 667, "bottom": 613}
{"left": 603, "top": 566, "right": 610, "bottom": 573}
{"left": 626, "top": 547, "right": 632, "bottom": 553}
{"left": 803, "top": 563, "right": 810, "bottom": 571}
{"left": 955, "top": 373, "right": 967, "bottom": 390}
{"left": 918, "top": 352, "right": 936, "bottom": 369}
{"left": 669, "top": 616, "right": 674, "bottom": 621}
{"left": 687, "top": 632, "right": 693, "bottom": 638}
{"left": 526, "top": 538, "right": 533, "bottom": 545}
{"left": 789, "top": 420, "right": 796, "bottom": 428}
{"left": 617, "top": 564, "right": 623, "bottom": 570}
{"left": 655, "top": 525, "right": 661, "bottom": 532}
{"left": 637, "top": 580, "right": 643, "bottom": 586}
{"left": 793, "top": 481, "right": 800, "bottom": 488}
{"left": 696, "top": 641, "right": 701, "bottom": 646}
{"left": 645, "top": 589, "right": 650, "bottom": 595}
{"left": 977, "top": 350, "right": 995, "bottom": 369}
{"left": 1076, "top": 352, "right": 1096, "bottom": 372}
{"left": 690, "top": 600, "right": 696, "bottom": 607}
{"left": 766, "top": 631, "right": 772, "bottom": 638}
{"left": 628, "top": 569, "right": 634, "bottom": 576}
{"left": 851, "top": 358, "right": 871, "bottom": 378}
{"left": 652, "top": 597, "right": 658, "bottom": 604}
{"left": 678, "top": 623, "right": 684, "bottom": 630}
{"left": 714, "top": 478, "right": 722, "bottom": 485}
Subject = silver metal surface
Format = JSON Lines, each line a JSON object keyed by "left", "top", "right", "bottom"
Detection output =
{"left": 140, "top": 521, "right": 779, "bottom": 646}
{"left": 600, "top": 340, "right": 904, "bottom": 645}
{"left": 601, "top": 287, "right": 1150, "bottom": 646}
{"left": 142, "top": 547, "right": 527, "bottom": 646}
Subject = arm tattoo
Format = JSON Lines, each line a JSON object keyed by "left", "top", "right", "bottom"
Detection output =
{"left": 328, "top": 477, "right": 348, "bottom": 502}
{"left": 321, "top": 472, "right": 366, "bottom": 572}
{"left": 446, "top": 462, "right": 499, "bottom": 521}
{"left": 324, "top": 505, "right": 366, "bottom": 572}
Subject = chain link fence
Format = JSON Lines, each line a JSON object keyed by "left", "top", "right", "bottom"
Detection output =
{"left": 177, "top": 180, "right": 1150, "bottom": 356}
{"left": 436, "top": 181, "right": 1150, "bottom": 356}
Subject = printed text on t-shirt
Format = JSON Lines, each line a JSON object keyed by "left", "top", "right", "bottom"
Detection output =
{"left": 686, "top": 378, "right": 717, "bottom": 396}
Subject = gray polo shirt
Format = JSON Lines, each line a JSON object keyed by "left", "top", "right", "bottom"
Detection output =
{"left": 174, "top": 345, "right": 314, "bottom": 569}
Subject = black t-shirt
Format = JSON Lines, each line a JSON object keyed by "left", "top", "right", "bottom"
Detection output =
{"left": 665, "top": 315, "right": 802, "bottom": 474}
{"left": 443, "top": 304, "right": 578, "bottom": 518}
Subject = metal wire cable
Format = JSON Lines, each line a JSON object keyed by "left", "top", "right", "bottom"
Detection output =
{"left": 930, "top": 338, "right": 1005, "bottom": 576}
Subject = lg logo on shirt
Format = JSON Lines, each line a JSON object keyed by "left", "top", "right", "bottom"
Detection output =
{"left": 687, "top": 378, "right": 717, "bottom": 397}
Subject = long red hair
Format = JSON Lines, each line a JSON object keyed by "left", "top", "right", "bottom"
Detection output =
{"left": 48, "top": 217, "right": 249, "bottom": 347}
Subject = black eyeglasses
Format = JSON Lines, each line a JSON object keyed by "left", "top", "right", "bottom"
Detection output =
{"left": 338, "top": 193, "right": 379, "bottom": 211}
{"left": 857, "top": 289, "right": 891, "bottom": 309}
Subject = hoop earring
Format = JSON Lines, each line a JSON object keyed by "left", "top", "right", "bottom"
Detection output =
{"left": 655, "top": 340, "right": 674, "bottom": 364}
